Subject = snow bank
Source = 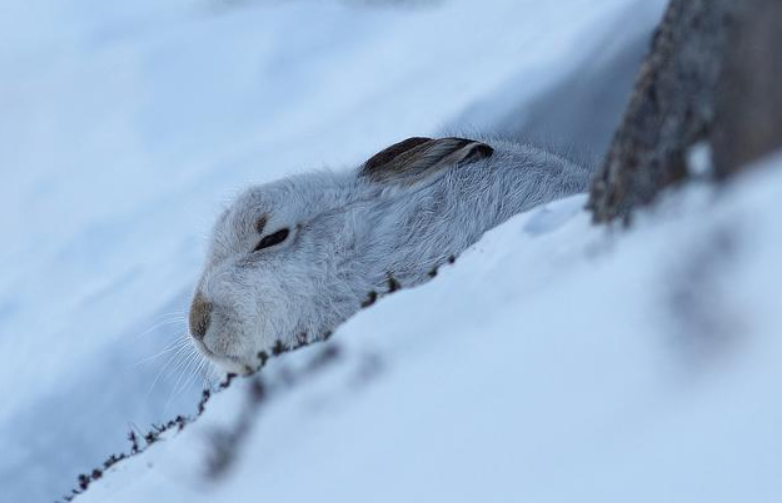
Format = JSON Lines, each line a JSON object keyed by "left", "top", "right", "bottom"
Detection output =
{"left": 80, "top": 153, "right": 782, "bottom": 503}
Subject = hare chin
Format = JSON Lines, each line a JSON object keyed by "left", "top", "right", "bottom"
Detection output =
{"left": 192, "top": 336, "right": 254, "bottom": 375}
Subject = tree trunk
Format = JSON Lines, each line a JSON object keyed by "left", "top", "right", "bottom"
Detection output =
{"left": 712, "top": 0, "right": 782, "bottom": 179}
{"left": 587, "top": 0, "right": 782, "bottom": 224}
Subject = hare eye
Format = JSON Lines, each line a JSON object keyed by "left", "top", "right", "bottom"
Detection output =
{"left": 253, "top": 228, "right": 290, "bottom": 252}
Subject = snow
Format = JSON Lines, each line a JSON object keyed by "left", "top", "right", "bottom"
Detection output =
{"left": 78, "top": 158, "right": 782, "bottom": 503}
{"left": 8, "top": 0, "right": 780, "bottom": 502}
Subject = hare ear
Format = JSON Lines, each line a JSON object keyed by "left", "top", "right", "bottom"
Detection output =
{"left": 360, "top": 137, "right": 494, "bottom": 186}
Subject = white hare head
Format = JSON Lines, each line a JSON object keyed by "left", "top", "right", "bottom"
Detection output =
{"left": 188, "top": 136, "right": 587, "bottom": 374}
{"left": 188, "top": 170, "right": 367, "bottom": 374}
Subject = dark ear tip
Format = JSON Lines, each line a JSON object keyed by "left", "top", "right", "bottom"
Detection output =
{"left": 462, "top": 142, "right": 494, "bottom": 163}
{"left": 475, "top": 143, "right": 495, "bottom": 157}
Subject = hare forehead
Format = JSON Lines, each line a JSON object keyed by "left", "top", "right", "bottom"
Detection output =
{"left": 205, "top": 210, "right": 255, "bottom": 262}
{"left": 233, "top": 191, "right": 268, "bottom": 221}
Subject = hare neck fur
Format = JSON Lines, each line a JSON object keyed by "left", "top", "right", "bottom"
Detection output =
{"left": 314, "top": 139, "right": 589, "bottom": 311}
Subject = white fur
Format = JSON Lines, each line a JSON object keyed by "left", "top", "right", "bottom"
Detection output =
{"left": 190, "top": 137, "right": 591, "bottom": 373}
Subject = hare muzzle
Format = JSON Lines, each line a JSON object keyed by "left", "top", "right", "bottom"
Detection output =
{"left": 189, "top": 292, "right": 213, "bottom": 340}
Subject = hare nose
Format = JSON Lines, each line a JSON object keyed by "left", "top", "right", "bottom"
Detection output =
{"left": 189, "top": 292, "right": 213, "bottom": 340}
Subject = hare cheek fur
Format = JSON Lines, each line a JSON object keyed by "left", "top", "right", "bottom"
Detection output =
{"left": 189, "top": 137, "right": 591, "bottom": 373}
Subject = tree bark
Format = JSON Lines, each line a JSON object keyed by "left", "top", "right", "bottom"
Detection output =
{"left": 587, "top": 0, "right": 782, "bottom": 224}
{"left": 712, "top": 1, "right": 782, "bottom": 179}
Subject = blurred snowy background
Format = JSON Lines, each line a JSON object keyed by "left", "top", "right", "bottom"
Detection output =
{"left": 3, "top": 1, "right": 781, "bottom": 502}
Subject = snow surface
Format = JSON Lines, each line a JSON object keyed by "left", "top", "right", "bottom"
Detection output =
{"left": 77, "top": 156, "right": 782, "bottom": 503}
{"left": 12, "top": 0, "right": 782, "bottom": 502}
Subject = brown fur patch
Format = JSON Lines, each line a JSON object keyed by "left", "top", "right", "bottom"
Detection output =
{"left": 189, "top": 292, "right": 212, "bottom": 339}
{"left": 254, "top": 215, "right": 268, "bottom": 234}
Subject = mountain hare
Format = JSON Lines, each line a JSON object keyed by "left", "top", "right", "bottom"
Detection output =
{"left": 189, "top": 136, "right": 591, "bottom": 373}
